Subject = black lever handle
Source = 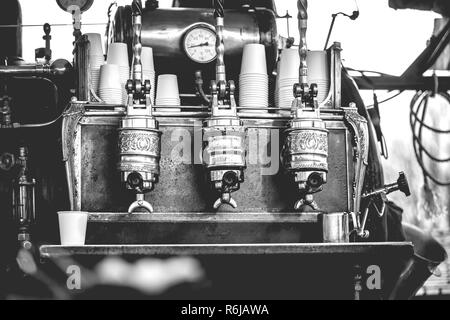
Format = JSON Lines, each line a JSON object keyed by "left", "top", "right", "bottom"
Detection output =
{"left": 363, "top": 172, "right": 411, "bottom": 199}
{"left": 396, "top": 172, "right": 411, "bottom": 197}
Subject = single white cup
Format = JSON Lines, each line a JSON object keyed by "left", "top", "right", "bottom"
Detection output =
{"left": 307, "top": 51, "right": 329, "bottom": 82}
{"left": 278, "top": 48, "right": 300, "bottom": 81}
{"left": 107, "top": 42, "right": 130, "bottom": 69}
{"left": 58, "top": 211, "right": 89, "bottom": 246}
{"left": 99, "top": 64, "right": 122, "bottom": 89}
{"left": 156, "top": 74, "right": 180, "bottom": 100}
{"left": 142, "top": 47, "right": 155, "bottom": 72}
{"left": 86, "top": 33, "right": 104, "bottom": 57}
{"left": 240, "top": 43, "right": 267, "bottom": 75}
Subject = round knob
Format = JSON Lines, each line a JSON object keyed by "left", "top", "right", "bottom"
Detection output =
{"left": 223, "top": 171, "right": 239, "bottom": 188}
{"left": 310, "top": 83, "right": 319, "bottom": 98}
{"left": 307, "top": 172, "right": 324, "bottom": 189}
{"left": 397, "top": 172, "right": 411, "bottom": 197}
{"left": 50, "top": 59, "right": 73, "bottom": 76}
{"left": 127, "top": 172, "right": 143, "bottom": 190}
{"left": 43, "top": 23, "right": 51, "bottom": 36}
{"left": 0, "top": 153, "right": 15, "bottom": 171}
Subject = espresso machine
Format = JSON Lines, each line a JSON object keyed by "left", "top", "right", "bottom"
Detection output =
{"left": 60, "top": 0, "right": 373, "bottom": 246}
{"left": 0, "top": 0, "right": 438, "bottom": 301}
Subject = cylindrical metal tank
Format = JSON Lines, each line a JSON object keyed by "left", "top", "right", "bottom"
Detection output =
{"left": 0, "top": 0, "right": 22, "bottom": 64}
{"left": 114, "top": 5, "right": 278, "bottom": 92}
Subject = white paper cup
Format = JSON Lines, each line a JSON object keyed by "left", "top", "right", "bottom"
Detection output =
{"left": 156, "top": 74, "right": 180, "bottom": 101}
{"left": 278, "top": 49, "right": 300, "bottom": 81}
{"left": 99, "top": 64, "right": 122, "bottom": 89}
{"left": 307, "top": 51, "right": 329, "bottom": 82}
{"left": 86, "top": 33, "right": 104, "bottom": 57}
{"left": 58, "top": 211, "right": 89, "bottom": 246}
{"left": 107, "top": 42, "right": 129, "bottom": 68}
{"left": 142, "top": 47, "right": 155, "bottom": 72}
{"left": 240, "top": 44, "right": 267, "bottom": 75}
{"left": 89, "top": 55, "right": 105, "bottom": 68}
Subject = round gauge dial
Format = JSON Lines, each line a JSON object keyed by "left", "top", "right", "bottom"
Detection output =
{"left": 183, "top": 26, "right": 217, "bottom": 64}
{"left": 56, "top": 0, "right": 94, "bottom": 13}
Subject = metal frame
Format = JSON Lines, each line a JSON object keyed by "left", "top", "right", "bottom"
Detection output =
{"left": 62, "top": 103, "right": 355, "bottom": 214}
{"left": 319, "top": 42, "right": 342, "bottom": 109}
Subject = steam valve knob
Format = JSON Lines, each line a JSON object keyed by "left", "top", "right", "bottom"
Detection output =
{"left": 223, "top": 171, "right": 239, "bottom": 188}
{"left": 127, "top": 172, "right": 144, "bottom": 191}
{"left": 0, "top": 153, "right": 15, "bottom": 171}
{"left": 397, "top": 172, "right": 411, "bottom": 197}
{"left": 307, "top": 172, "right": 324, "bottom": 189}
{"left": 362, "top": 172, "right": 411, "bottom": 200}
{"left": 43, "top": 23, "right": 51, "bottom": 38}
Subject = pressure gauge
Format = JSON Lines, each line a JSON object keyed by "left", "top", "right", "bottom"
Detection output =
{"left": 183, "top": 25, "right": 217, "bottom": 64}
{"left": 56, "top": 0, "right": 94, "bottom": 13}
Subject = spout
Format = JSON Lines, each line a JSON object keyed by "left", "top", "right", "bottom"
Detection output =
{"left": 128, "top": 194, "right": 154, "bottom": 214}
{"left": 213, "top": 193, "right": 238, "bottom": 210}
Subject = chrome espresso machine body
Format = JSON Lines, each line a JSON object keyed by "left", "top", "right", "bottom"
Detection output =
{"left": 113, "top": 0, "right": 279, "bottom": 93}
{"left": 59, "top": 0, "right": 376, "bottom": 245}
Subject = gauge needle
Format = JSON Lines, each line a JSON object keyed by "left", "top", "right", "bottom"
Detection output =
{"left": 188, "top": 42, "right": 210, "bottom": 49}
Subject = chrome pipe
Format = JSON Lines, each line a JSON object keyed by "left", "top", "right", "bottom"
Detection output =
{"left": 298, "top": 0, "right": 308, "bottom": 85}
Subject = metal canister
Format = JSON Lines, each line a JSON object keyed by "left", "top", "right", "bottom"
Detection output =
{"left": 202, "top": 115, "right": 247, "bottom": 209}
{"left": 282, "top": 103, "right": 329, "bottom": 211}
{"left": 322, "top": 213, "right": 349, "bottom": 243}
{"left": 283, "top": 107, "right": 329, "bottom": 183}
{"left": 118, "top": 111, "right": 161, "bottom": 193}
{"left": 203, "top": 119, "right": 246, "bottom": 171}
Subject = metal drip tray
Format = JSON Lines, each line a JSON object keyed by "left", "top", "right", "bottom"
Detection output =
{"left": 40, "top": 242, "right": 414, "bottom": 258}
{"left": 84, "top": 212, "right": 323, "bottom": 244}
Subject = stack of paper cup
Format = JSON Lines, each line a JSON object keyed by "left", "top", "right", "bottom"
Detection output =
{"left": 275, "top": 48, "right": 299, "bottom": 113}
{"left": 307, "top": 51, "right": 330, "bottom": 104}
{"left": 142, "top": 47, "right": 156, "bottom": 104}
{"left": 107, "top": 43, "right": 130, "bottom": 104}
{"left": 239, "top": 44, "right": 269, "bottom": 113}
{"left": 86, "top": 33, "right": 105, "bottom": 95}
{"left": 155, "top": 74, "right": 181, "bottom": 112}
{"left": 99, "top": 64, "right": 123, "bottom": 105}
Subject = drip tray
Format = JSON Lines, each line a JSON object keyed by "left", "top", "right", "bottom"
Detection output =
{"left": 85, "top": 213, "right": 323, "bottom": 244}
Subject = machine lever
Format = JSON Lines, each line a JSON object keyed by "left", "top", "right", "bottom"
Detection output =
{"left": 356, "top": 172, "right": 411, "bottom": 238}
{"left": 363, "top": 172, "right": 411, "bottom": 199}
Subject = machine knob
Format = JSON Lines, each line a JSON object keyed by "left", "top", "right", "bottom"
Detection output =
{"left": 362, "top": 171, "right": 411, "bottom": 200}
{"left": 223, "top": 171, "right": 239, "bottom": 188}
{"left": 43, "top": 23, "right": 51, "bottom": 37}
{"left": 307, "top": 172, "right": 324, "bottom": 189}
{"left": 0, "top": 153, "right": 15, "bottom": 171}
{"left": 127, "top": 171, "right": 144, "bottom": 191}
{"left": 397, "top": 172, "right": 411, "bottom": 197}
